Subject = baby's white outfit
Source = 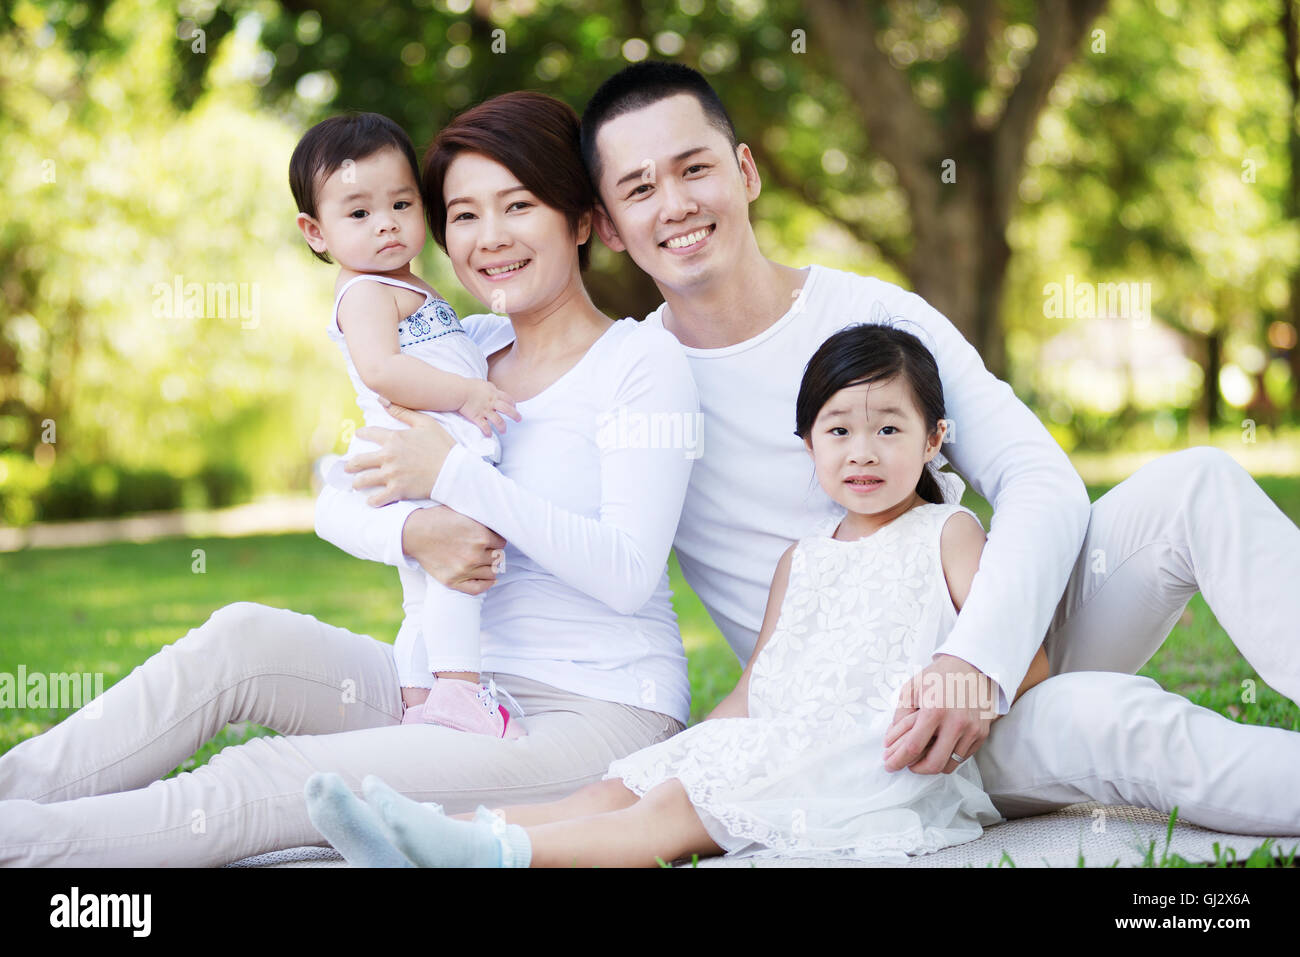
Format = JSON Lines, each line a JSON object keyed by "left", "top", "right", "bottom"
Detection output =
{"left": 605, "top": 498, "right": 1004, "bottom": 863}
{"left": 323, "top": 273, "right": 499, "bottom": 685}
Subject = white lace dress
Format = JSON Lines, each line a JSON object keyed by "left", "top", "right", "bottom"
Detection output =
{"left": 604, "top": 501, "right": 1004, "bottom": 863}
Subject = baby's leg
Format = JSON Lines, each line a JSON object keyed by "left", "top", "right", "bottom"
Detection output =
{"left": 421, "top": 574, "right": 483, "bottom": 684}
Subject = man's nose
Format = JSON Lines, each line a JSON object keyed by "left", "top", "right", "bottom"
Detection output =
{"left": 657, "top": 177, "right": 698, "bottom": 222}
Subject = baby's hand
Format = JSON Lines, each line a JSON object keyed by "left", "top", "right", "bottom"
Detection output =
{"left": 458, "top": 379, "right": 520, "bottom": 437}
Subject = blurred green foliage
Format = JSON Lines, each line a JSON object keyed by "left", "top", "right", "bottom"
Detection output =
{"left": 0, "top": 0, "right": 1295, "bottom": 525}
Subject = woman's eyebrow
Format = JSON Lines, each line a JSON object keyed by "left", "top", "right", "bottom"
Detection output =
{"left": 445, "top": 185, "right": 530, "bottom": 208}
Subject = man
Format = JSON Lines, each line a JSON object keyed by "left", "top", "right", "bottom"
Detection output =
{"left": 364, "top": 63, "right": 1300, "bottom": 834}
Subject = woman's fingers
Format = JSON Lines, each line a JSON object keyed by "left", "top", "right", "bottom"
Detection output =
{"left": 489, "top": 412, "right": 507, "bottom": 434}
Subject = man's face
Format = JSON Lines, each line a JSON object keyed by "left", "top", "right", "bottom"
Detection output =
{"left": 590, "top": 94, "right": 760, "bottom": 297}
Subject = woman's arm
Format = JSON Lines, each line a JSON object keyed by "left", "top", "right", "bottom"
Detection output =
{"left": 426, "top": 326, "right": 699, "bottom": 614}
{"left": 701, "top": 543, "right": 796, "bottom": 721}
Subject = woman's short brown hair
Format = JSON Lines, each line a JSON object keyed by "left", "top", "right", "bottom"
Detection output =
{"left": 422, "top": 92, "right": 594, "bottom": 271}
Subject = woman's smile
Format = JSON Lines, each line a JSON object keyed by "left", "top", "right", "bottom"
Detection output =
{"left": 480, "top": 258, "right": 532, "bottom": 280}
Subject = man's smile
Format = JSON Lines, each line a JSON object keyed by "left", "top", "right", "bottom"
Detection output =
{"left": 660, "top": 224, "right": 715, "bottom": 252}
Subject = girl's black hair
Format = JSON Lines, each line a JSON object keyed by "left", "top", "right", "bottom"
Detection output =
{"left": 795, "top": 322, "right": 948, "bottom": 505}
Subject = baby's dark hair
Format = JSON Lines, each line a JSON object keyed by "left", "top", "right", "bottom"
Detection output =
{"left": 289, "top": 112, "right": 422, "bottom": 264}
{"left": 795, "top": 322, "right": 948, "bottom": 505}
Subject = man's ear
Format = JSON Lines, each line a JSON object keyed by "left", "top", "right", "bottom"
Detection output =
{"left": 591, "top": 202, "right": 626, "bottom": 253}
{"left": 296, "top": 212, "right": 329, "bottom": 255}
{"left": 735, "top": 143, "right": 762, "bottom": 204}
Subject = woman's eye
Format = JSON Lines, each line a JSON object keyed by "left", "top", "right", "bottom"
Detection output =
{"left": 507, "top": 200, "right": 532, "bottom": 212}
{"left": 628, "top": 183, "right": 652, "bottom": 198}
{"left": 450, "top": 211, "right": 474, "bottom": 222}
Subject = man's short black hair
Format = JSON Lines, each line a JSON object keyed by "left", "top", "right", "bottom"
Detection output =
{"left": 580, "top": 61, "right": 739, "bottom": 195}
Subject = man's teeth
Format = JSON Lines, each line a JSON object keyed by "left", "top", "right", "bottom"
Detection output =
{"left": 485, "top": 261, "right": 528, "bottom": 276}
{"left": 664, "top": 227, "right": 711, "bottom": 249}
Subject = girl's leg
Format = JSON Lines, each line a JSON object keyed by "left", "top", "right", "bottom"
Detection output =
{"left": 526, "top": 779, "right": 725, "bottom": 868}
{"left": 359, "top": 775, "right": 723, "bottom": 868}
{"left": 0, "top": 601, "right": 402, "bottom": 804}
{"left": 452, "top": 777, "right": 639, "bottom": 826}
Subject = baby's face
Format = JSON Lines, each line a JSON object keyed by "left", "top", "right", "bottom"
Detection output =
{"left": 300, "top": 146, "right": 427, "bottom": 271}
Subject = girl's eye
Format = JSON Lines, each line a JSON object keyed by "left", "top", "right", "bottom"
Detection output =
{"left": 828, "top": 426, "right": 848, "bottom": 436}
{"left": 879, "top": 426, "right": 899, "bottom": 435}
{"left": 394, "top": 201, "right": 412, "bottom": 210}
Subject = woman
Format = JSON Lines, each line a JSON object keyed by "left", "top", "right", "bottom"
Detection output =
{"left": 0, "top": 92, "right": 698, "bottom": 867}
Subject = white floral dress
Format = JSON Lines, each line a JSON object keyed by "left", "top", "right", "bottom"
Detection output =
{"left": 604, "top": 501, "right": 1004, "bottom": 863}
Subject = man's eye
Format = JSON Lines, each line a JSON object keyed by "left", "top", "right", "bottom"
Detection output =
{"left": 686, "top": 164, "right": 707, "bottom": 174}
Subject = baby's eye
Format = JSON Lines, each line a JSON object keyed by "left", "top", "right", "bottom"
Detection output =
{"left": 349, "top": 209, "right": 368, "bottom": 219}
{"left": 879, "top": 426, "right": 899, "bottom": 435}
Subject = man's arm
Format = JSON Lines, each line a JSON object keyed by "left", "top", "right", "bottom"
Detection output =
{"left": 880, "top": 283, "right": 1090, "bottom": 713}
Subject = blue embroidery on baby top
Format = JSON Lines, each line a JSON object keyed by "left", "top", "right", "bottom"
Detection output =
{"left": 399, "top": 298, "right": 465, "bottom": 348}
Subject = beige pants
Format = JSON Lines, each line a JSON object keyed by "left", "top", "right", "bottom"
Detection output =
{"left": 0, "top": 602, "right": 684, "bottom": 866}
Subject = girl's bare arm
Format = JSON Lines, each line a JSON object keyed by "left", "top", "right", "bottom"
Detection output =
{"left": 702, "top": 543, "right": 797, "bottom": 721}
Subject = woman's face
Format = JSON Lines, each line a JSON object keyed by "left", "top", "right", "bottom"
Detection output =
{"left": 442, "top": 151, "right": 589, "bottom": 317}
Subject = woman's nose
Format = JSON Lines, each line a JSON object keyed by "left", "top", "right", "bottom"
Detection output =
{"left": 476, "top": 213, "right": 509, "bottom": 249}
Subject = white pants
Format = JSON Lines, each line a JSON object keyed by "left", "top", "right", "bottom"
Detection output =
{"left": 0, "top": 604, "right": 682, "bottom": 866}
{"left": 973, "top": 446, "right": 1300, "bottom": 834}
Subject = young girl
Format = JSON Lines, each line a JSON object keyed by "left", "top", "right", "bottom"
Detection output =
{"left": 303, "top": 322, "right": 1052, "bottom": 866}
{"left": 290, "top": 112, "right": 523, "bottom": 738}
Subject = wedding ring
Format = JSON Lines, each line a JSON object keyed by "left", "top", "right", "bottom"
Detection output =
{"left": 950, "top": 751, "right": 964, "bottom": 762}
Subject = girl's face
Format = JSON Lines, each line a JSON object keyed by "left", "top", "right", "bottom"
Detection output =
{"left": 442, "top": 151, "right": 591, "bottom": 317}
{"left": 299, "top": 146, "right": 426, "bottom": 273}
{"left": 804, "top": 375, "right": 945, "bottom": 518}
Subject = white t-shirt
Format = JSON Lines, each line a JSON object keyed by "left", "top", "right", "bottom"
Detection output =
{"left": 315, "top": 313, "right": 699, "bottom": 724}
{"left": 644, "top": 264, "right": 1091, "bottom": 713}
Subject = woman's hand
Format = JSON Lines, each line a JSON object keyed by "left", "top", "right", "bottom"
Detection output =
{"left": 401, "top": 505, "right": 506, "bottom": 595}
{"left": 347, "top": 405, "right": 456, "bottom": 506}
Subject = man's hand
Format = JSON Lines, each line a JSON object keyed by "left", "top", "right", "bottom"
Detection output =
{"left": 401, "top": 505, "right": 506, "bottom": 596}
{"left": 346, "top": 405, "right": 455, "bottom": 506}
{"left": 882, "top": 654, "right": 998, "bottom": 775}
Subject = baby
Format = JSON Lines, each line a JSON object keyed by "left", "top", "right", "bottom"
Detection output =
{"left": 290, "top": 111, "right": 522, "bottom": 738}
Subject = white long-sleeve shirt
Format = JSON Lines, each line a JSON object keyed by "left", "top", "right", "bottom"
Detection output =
{"left": 315, "top": 313, "right": 699, "bottom": 724}
{"left": 644, "top": 265, "right": 1091, "bottom": 714}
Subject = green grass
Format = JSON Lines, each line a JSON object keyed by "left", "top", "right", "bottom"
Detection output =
{"left": 1, "top": 474, "right": 1298, "bottom": 848}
